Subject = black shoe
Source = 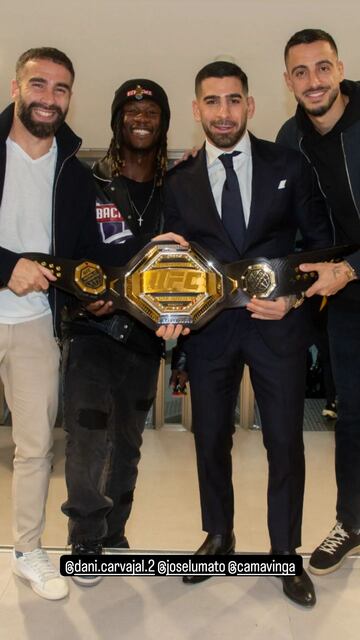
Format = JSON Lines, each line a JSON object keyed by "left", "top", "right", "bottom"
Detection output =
{"left": 71, "top": 541, "right": 103, "bottom": 587}
{"left": 183, "top": 532, "right": 235, "bottom": 585}
{"left": 309, "top": 522, "right": 360, "bottom": 575}
{"left": 281, "top": 570, "right": 316, "bottom": 608}
{"left": 272, "top": 550, "right": 316, "bottom": 607}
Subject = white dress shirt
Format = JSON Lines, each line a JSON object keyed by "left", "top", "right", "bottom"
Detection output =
{"left": 206, "top": 131, "right": 252, "bottom": 227}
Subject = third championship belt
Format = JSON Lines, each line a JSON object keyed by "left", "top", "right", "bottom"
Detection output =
{"left": 24, "top": 242, "right": 356, "bottom": 330}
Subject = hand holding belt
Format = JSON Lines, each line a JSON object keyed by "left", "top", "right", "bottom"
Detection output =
{"left": 22, "top": 242, "right": 356, "bottom": 330}
{"left": 223, "top": 245, "right": 355, "bottom": 308}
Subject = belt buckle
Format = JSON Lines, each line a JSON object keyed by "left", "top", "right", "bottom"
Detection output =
{"left": 241, "top": 262, "right": 277, "bottom": 298}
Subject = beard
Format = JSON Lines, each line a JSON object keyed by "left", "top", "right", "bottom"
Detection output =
{"left": 17, "top": 98, "right": 67, "bottom": 139}
{"left": 298, "top": 86, "right": 340, "bottom": 117}
{"left": 202, "top": 119, "right": 247, "bottom": 149}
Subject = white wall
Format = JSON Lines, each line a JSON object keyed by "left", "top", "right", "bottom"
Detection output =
{"left": 0, "top": 0, "right": 358, "bottom": 150}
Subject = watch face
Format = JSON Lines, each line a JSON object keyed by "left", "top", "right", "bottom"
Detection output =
{"left": 115, "top": 243, "right": 225, "bottom": 328}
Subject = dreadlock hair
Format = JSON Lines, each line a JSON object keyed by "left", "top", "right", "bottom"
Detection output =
{"left": 106, "top": 110, "right": 168, "bottom": 187}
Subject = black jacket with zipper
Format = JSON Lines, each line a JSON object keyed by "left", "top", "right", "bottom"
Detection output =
{"left": 276, "top": 80, "right": 360, "bottom": 284}
{"left": 62, "top": 155, "right": 164, "bottom": 358}
{"left": 0, "top": 103, "right": 146, "bottom": 335}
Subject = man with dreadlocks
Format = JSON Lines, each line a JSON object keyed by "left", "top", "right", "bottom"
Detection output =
{"left": 61, "top": 79, "right": 172, "bottom": 585}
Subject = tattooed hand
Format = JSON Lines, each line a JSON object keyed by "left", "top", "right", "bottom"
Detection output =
{"left": 299, "top": 260, "right": 357, "bottom": 297}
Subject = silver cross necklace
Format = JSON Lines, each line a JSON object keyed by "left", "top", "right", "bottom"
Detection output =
{"left": 126, "top": 177, "right": 156, "bottom": 227}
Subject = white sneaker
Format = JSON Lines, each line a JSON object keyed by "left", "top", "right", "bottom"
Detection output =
{"left": 12, "top": 548, "right": 69, "bottom": 600}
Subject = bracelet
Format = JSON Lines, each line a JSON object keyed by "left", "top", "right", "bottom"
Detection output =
{"left": 343, "top": 260, "right": 358, "bottom": 281}
{"left": 292, "top": 293, "right": 305, "bottom": 309}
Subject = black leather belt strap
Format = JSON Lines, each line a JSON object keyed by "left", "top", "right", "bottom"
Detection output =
{"left": 21, "top": 255, "right": 119, "bottom": 304}
{"left": 224, "top": 244, "right": 356, "bottom": 307}
{"left": 21, "top": 243, "right": 356, "bottom": 330}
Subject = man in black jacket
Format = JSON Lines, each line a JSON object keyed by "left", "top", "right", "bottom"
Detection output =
{"left": 60, "top": 79, "right": 175, "bottom": 585}
{"left": 277, "top": 28, "right": 360, "bottom": 576}
{"left": 0, "top": 50, "right": 182, "bottom": 600}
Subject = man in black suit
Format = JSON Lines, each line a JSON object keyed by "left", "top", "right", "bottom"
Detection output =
{"left": 164, "top": 61, "right": 332, "bottom": 607}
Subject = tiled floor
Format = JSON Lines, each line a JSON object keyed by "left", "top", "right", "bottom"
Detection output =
{"left": 0, "top": 426, "right": 359, "bottom": 639}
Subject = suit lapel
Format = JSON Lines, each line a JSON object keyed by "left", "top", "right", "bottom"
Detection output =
{"left": 244, "top": 134, "right": 275, "bottom": 252}
{"left": 189, "top": 146, "right": 220, "bottom": 223}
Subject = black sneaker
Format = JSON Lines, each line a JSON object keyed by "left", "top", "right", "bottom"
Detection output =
{"left": 309, "top": 522, "right": 360, "bottom": 575}
{"left": 71, "top": 541, "right": 103, "bottom": 586}
{"left": 321, "top": 402, "right": 337, "bottom": 420}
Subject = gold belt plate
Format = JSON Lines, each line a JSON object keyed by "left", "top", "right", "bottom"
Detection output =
{"left": 123, "top": 244, "right": 224, "bottom": 326}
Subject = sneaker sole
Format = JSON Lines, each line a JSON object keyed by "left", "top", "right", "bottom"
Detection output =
{"left": 72, "top": 574, "right": 103, "bottom": 587}
{"left": 321, "top": 411, "right": 337, "bottom": 419}
{"left": 12, "top": 566, "right": 69, "bottom": 600}
{"left": 308, "top": 544, "right": 360, "bottom": 575}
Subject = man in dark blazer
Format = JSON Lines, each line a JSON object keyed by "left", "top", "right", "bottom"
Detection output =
{"left": 164, "top": 61, "right": 332, "bottom": 607}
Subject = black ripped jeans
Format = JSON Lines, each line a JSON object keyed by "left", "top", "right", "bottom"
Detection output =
{"left": 61, "top": 333, "right": 160, "bottom": 546}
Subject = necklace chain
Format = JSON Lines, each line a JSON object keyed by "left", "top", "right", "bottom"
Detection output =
{"left": 127, "top": 178, "right": 156, "bottom": 227}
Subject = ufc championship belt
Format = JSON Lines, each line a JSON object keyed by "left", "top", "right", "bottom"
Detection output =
{"left": 23, "top": 242, "right": 355, "bottom": 330}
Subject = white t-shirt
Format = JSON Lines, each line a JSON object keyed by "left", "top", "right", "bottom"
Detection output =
{"left": 0, "top": 137, "right": 57, "bottom": 324}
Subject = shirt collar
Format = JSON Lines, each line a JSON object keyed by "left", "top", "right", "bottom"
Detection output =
{"left": 206, "top": 130, "right": 251, "bottom": 167}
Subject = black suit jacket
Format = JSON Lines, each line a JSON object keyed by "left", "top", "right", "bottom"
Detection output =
{"left": 164, "top": 134, "right": 332, "bottom": 358}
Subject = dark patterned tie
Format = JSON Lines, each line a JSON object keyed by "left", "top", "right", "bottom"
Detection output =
{"left": 219, "top": 151, "right": 246, "bottom": 254}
